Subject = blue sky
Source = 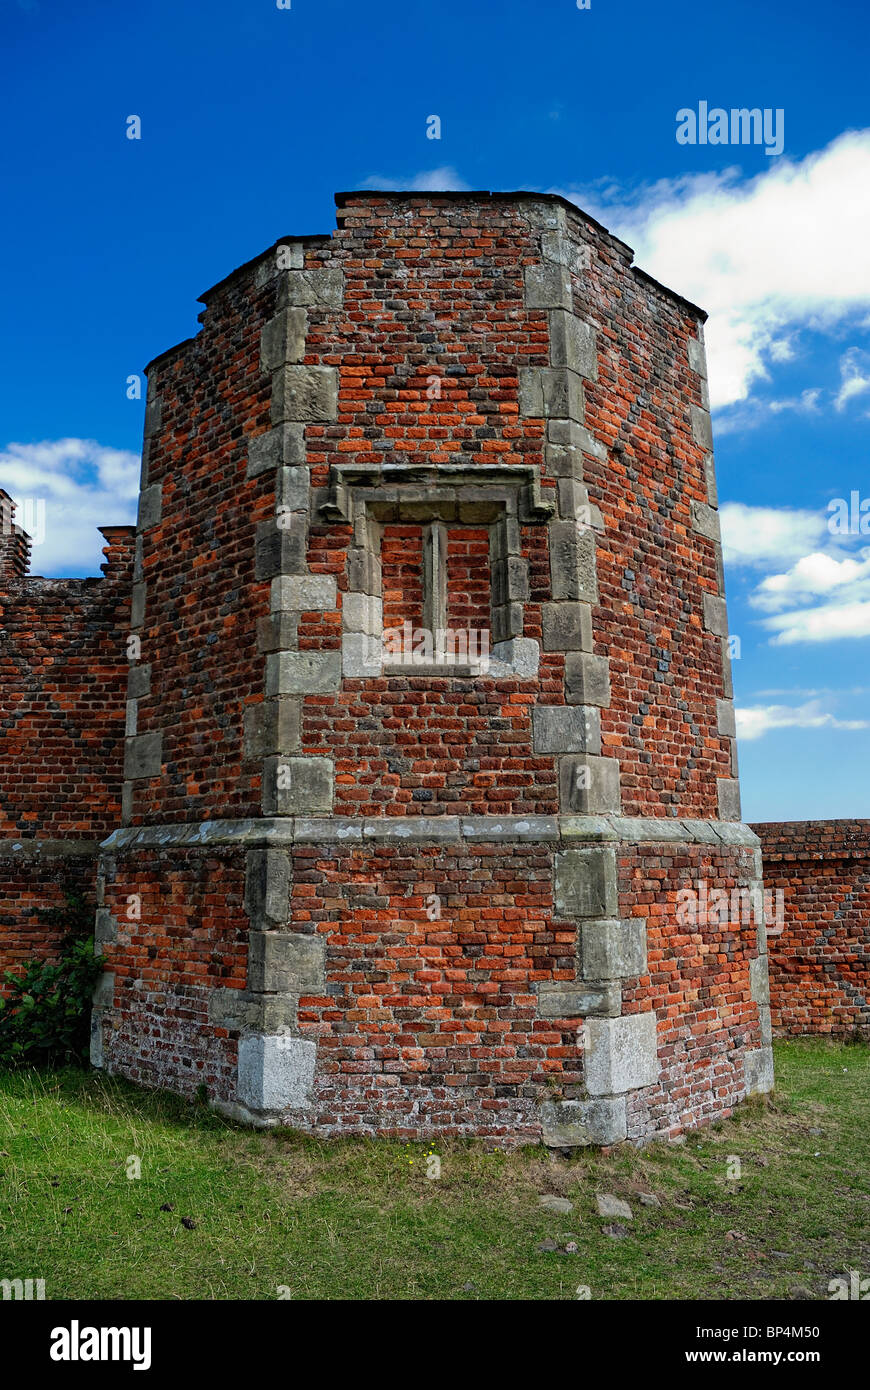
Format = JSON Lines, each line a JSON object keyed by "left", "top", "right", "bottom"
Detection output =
{"left": 2, "top": 0, "right": 869, "bottom": 821}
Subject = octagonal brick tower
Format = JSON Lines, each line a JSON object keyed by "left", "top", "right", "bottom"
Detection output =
{"left": 94, "top": 191, "right": 772, "bottom": 1144}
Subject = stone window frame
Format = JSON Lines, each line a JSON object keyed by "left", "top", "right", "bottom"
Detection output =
{"left": 320, "top": 462, "right": 554, "bottom": 679}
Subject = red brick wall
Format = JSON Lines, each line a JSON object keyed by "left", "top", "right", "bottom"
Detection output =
{"left": 131, "top": 270, "right": 277, "bottom": 825}
{"left": 381, "top": 524, "right": 424, "bottom": 634}
{"left": 621, "top": 841, "right": 764, "bottom": 1135}
{"left": 754, "top": 821, "right": 870, "bottom": 1036}
{"left": 99, "top": 850, "right": 247, "bottom": 1097}
{"left": 97, "top": 834, "right": 761, "bottom": 1139}
{"left": 574, "top": 243, "right": 730, "bottom": 819}
{"left": 0, "top": 528, "right": 133, "bottom": 990}
{"left": 446, "top": 526, "right": 491, "bottom": 637}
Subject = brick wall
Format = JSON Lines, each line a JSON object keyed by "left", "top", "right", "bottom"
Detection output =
{"left": 0, "top": 521, "right": 133, "bottom": 991}
{"left": 754, "top": 821, "right": 870, "bottom": 1036}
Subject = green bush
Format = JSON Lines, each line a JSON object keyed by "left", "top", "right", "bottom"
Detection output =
{"left": 0, "top": 890, "right": 102, "bottom": 1066}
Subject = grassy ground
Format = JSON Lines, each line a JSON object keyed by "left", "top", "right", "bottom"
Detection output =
{"left": 1, "top": 1039, "right": 867, "bottom": 1301}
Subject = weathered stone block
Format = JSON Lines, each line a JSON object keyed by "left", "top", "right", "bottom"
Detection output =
{"left": 750, "top": 954, "right": 770, "bottom": 1007}
{"left": 536, "top": 980, "right": 621, "bottom": 1018}
{"left": 565, "top": 651, "right": 611, "bottom": 707}
{"left": 691, "top": 499, "right": 720, "bottom": 542}
{"left": 688, "top": 337, "right": 707, "bottom": 377}
{"left": 559, "top": 754, "right": 621, "bottom": 813}
{"left": 123, "top": 732, "right": 162, "bottom": 780}
{"left": 237, "top": 1034, "right": 317, "bottom": 1112}
{"left": 244, "top": 848, "right": 292, "bottom": 930}
{"left": 549, "top": 309, "right": 598, "bottom": 379}
{"left": 247, "top": 932, "right": 326, "bottom": 995}
{"left": 342, "top": 631, "right": 383, "bottom": 678}
{"left": 272, "top": 573, "right": 337, "bottom": 613}
{"left": 127, "top": 664, "right": 151, "bottom": 699}
{"left": 549, "top": 521, "right": 598, "bottom": 604}
{"left": 261, "top": 307, "right": 307, "bottom": 372}
{"left": 581, "top": 919, "right": 648, "bottom": 980}
{"left": 262, "top": 755, "right": 334, "bottom": 815}
{"left": 541, "top": 601, "right": 592, "bottom": 652}
{"left": 130, "top": 581, "right": 147, "bottom": 630}
{"left": 717, "top": 777, "right": 742, "bottom": 822}
{"left": 532, "top": 704, "right": 601, "bottom": 754}
{"left": 247, "top": 424, "right": 306, "bottom": 478}
{"left": 243, "top": 698, "right": 301, "bottom": 760}
{"left": 541, "top": 1097, "right": 627, "bottom": 1147}
{"left": 271, "top": 366, "right": 338, "bottom": 424}
{"left": 137, "top": 483, "right": 162, "bottom": 531}
{"left": 342, "top": 591, "right": 382, "bottom": 635}
{"left": 744, "top": 1044, "right": 774, "bottom": 1095}
{"left": 585, "top": 1011, "right": 660, "bottom": 1096}
{"left": 691, "top": 404, "right": 714, "bottom": 449}
{"left": 277, "top": 268, "right": 344, "bottom": 310}
{"left": 702, "top": 592, "right": 729, "bottom": 637}
{"left": 554, "top": 846, "right": 618, "bottom": 920}
{"left": 716, "top": 698, "right": 737, "bottom": 739}
{"left": 523, "top": 261, "right": 571, "bottom": 310}
{"left": 254, "top": 515, "right": 308, "bottom": 580}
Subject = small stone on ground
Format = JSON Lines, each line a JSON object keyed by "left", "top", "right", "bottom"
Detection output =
{"left": 538, "top": 1194, "right": 574, "bottom": 1214}
{"left": 596, "top": 1192, "right": 633, "bottom": 1220}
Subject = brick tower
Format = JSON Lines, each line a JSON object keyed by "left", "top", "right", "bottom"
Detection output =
{"left": 94, "top": 192, "right": 772, "bottom": 1143}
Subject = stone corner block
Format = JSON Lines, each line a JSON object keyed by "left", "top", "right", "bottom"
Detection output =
{"left": 272, "top": 365, "right": 339, "bottom": 425}
{"left": 262, "top": 755, "right": 334, "bottom": 816}
{"left": 717, "top": 778, "right": 742, "bottom": 822}
{"left": 536, "top": 979, "right": 621, "bottom": 1019}
{"left": 581, "top": 918, "right": 648, "bottom": 981}
{"left": 702, "top": 592, "right": 729, "bottom": 637}
{"left": 749, "top": 954, "right": 771, "bottom": 1008}
{"left": 532, "top": 704, "right": 601, "bottom": 755}
{"left": 584, "top": 1011, "right": 660, "bottom": 1096}
{"left": 565, "top": 651, "right": 611, "bottom": 707}
{"left": 744, "top": 1044, "right": 774, "bottom": 1096}
{"left": 237, "top": 1034, "right": 317, "bottom": 1112}
{"left": 523, "top": 261, "right": 572, "bottom": 310}
{"left": 687, "top": 337, "right": 708, "bottom": 378}
{"left": 243, "top": 848, "right": 292, "bottom": 930}
{"left": 266, "top": 649, "right": 341, "bottom": 696}
{"left": 540, "top": 1096, "right": 627, "bottom": 1148}
{"left": 342, "top": 632, "right": 383, "bottom": 679}
{"left": 248, "top": 932, "right": 326, "bottom": 995}
{"left": 123, "top": 731, "right": 162, "bottom": 781}
{"left": 137, "top": 483, "right": 162, "bottom": 532}
{"left": 554, "top": 845, "right": 618, "bottom": 920}
{"left": 690, "top": 404, "right": 714, "bottom": 450}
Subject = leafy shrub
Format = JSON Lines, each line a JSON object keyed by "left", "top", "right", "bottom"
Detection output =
{"left": 0, "top": 890, "right": 102, "bottom": 1066}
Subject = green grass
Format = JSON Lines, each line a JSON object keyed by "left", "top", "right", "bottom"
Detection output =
{"left": 1, "top": 1039, "right": 868, "bottom": 1300}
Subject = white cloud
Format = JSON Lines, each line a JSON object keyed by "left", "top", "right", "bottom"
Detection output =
{"left": 736, "top": 698, "right": 870, "bottom": 740}
{"left": 0, "top": 438, "right": 139, "bottom": 576}
{"left": 834, "top": 346, "right": 870, "bottom": 411}
{"left": 769, "top": 387, "right": 821, "bottom": 415}
{"left": 550, "top": 130, "right": 870, "bottom": 410}
{"left": 719, "top": 501, "right": 826, "bottom": 568}
{"left": 359, "top": 167, "right": 470, "bottom": 192}
{"left": 750, "top": 548, "right": 870, "bottom": 612}
{"left": 761, "top": 598, "right": 870, "bottom": 644}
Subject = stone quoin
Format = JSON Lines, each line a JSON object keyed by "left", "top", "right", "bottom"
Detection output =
{"left": 3, "top": 191, "right": 860, "bottom": 1143}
